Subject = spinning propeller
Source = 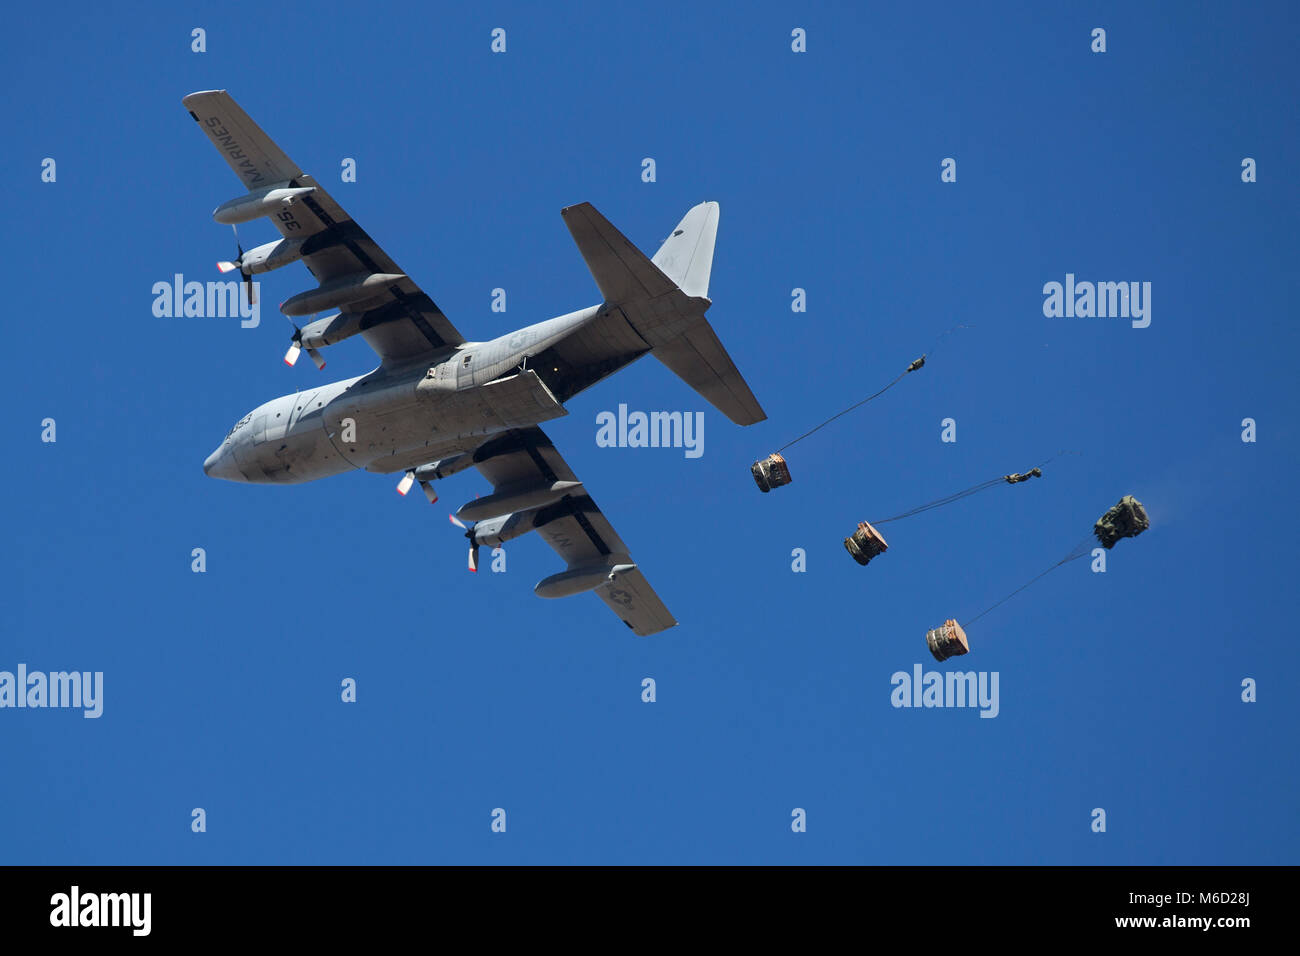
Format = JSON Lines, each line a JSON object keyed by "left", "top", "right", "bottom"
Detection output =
{"left": 282, "top": 314, "right": 326, "bottom": 370}
{"left": 396, "top": 470, "right": 439, "bottom": 504}
{"left": 215, "top": 224, "right": 257, "bottom": 306}
{"left": 448, "top": 513, "right": 481, "bottom": 572}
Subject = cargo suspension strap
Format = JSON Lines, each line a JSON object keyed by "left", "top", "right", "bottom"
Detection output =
{"left": 869, "top": 451, "right": 1073, "bottom": 526}
{"left": 962, "top": 535, "right": 1095, "bottom": 629}
{"left": 774, "top": 362, "right": 919, "bottom": 453}
{"left": 870, "top": 475, "right": 1016, "bottom": 525}
{"left": 773, "top": 326, "right": 970, "bottom": 454}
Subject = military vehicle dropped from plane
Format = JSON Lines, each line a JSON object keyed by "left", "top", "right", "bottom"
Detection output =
{"left": 184, "top": 90, "right": 766, "bottom": 636}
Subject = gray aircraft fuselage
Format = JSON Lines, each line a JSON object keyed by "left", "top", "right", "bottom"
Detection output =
{"left": 203, "top": 305, "right": 608, "bottom": 484}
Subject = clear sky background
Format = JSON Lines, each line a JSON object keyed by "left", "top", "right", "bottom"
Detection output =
{"left": 2, "top": 1, "right": 1297, "bottom": 864}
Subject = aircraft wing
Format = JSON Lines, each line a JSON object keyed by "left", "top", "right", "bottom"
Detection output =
{"left": 470, "top": 427, "right": 677, "bottom": 636}
{"left": 181, "top": 90, "right": 465, "bottom": 366}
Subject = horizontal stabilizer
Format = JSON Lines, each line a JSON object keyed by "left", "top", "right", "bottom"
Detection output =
{"left": 562, "top": 202, "right": 677, "bottom": 306}
{"left": 653, "top": 317, "right": 766, "bottom": 426}
{"left": 563, "top": 200, "right": 765, "bottom": 427}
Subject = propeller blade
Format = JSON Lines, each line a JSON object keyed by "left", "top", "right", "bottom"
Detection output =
{"left": 217, "top": 260, "right": 240, "bottom": 274}
{"left": 243, "top": 272, "right": 257, "bottom": 306}
{"left": 306, "top": 347, "right": 326, "bottom": 370}
{"left": 421, "top": 481, "right": 438, "bottom": 504}
{"left": 396, "top": 471, "right": 415, "bottom": 496}
{"left": 448, "top": 514, "right": 468, "bottom": 531}
{"left": 283, "top": 342, "right": 302, "bottom": 366}
{"left": 468, "top": 545, "right": 479, "bottom": 573}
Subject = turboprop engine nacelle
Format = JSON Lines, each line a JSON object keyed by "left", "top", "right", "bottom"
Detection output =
{"left": 413, "top": 455, "right": 473, "bottom": 482}
{"left": 468, "top": 508, "right": 543, "bottom": 550}
{"left": 213, "top": 186, "right": 317, "bottom": 225}
{"left": 456, "top": 480, "right": 583, "bottom": 523}
{"left": 535, "top": 563, "right": 637, "bottom": 599}
{"left": 298, "top": 311, "right": 362, "bottom": 350}
{"left": 281, "top": 272, "right": 406, "bottom": 317}
{"left": 238, "top": 237, "right": 307, "bottom": 275}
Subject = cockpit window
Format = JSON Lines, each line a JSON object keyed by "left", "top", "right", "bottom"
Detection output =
{"left": 225, "top": 412, "right": 253, "bottom": 440}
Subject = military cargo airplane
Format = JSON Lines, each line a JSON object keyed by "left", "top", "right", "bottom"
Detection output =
{"left": 184, "top": 90, "right": 765, "bottom": 636}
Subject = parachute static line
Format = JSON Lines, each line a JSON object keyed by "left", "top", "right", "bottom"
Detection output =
{"left": 923, "top": 539, "right": 1090, "bottom": 659}
{"left": 961, "top": 534, "right": 1095, "bottom": 630}
{"left": 750, "top": 326, "right": 971, "bottom": 493}
{"left": 947, "top": 494, "right": 1150, "bottom": 649}
{"left": 751, "top": 357, "right": 919, "bottom": 492}
{"left": 775, "top": 354, "right": 925, "bottom": 454}
{"left": 869, "top": 466, "right": 1043, "bottom": 527}
{"left": 846, "top": 465, "right": 1045, "bottom": 567}
{"left": 874, "top": 451, "right": 1078, "bottom": 525}
{"left": 846, "top": 459, "right": 1059, "bottom": 567}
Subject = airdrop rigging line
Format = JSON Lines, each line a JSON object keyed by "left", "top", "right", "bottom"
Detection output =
{"left": 775, "top": 363, "right": 916, "bottom": 452}
{"left": 962, "top": 535, "right": 1094, "bottom": 629}
{"left": 869, "top": 450, "right": 1074, "bottom": 525}
{"left": 774, "top": 325, "right": 971, "bottom": 454}
{"left": 871, "top": 475, "right": 1011, "bottom": 525}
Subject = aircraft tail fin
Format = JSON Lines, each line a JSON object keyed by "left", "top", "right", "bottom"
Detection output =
{"left": 561, "top": 201, "right": 765, "bottom": 427}
{"left": 650, "top": 201, "right": 719, "bottom": 298}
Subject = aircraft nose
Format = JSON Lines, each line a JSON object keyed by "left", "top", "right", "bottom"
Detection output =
{"left": 203, "top": 444, "right": 242, "bottom": 481}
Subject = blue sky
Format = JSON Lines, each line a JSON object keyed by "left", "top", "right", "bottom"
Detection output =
{"left": 2, "top": 1, "right": 1297, "bottom": 864}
